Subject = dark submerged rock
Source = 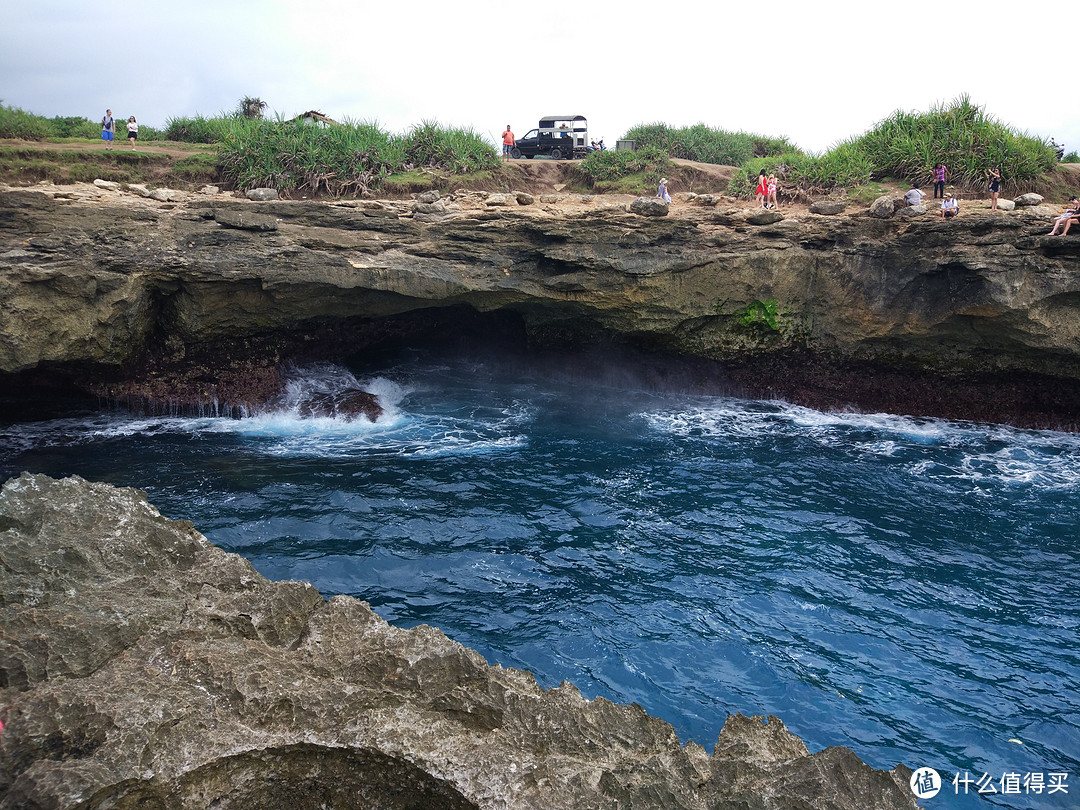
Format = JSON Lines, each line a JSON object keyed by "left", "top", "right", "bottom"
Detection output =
{"left": 301, "top": 389, "right": 383, "bottom": 421}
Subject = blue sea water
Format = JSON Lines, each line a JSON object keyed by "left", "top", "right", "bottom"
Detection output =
{"left": 2, "top": 351, "right": 1078, "bottom": 808}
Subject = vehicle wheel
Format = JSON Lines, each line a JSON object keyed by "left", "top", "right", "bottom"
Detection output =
{"left": 550, "top": 148, "right": 563, "bottom": 160}
{"left": 511, "top": 147, "right": 521, "bottom": 159}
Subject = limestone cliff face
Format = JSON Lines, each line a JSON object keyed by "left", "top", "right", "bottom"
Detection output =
{"left": 0, "top": 474, "right": 917, "bottom": 810}
{"left": 1, "top": 186, "right": 1078, "bottom": 423}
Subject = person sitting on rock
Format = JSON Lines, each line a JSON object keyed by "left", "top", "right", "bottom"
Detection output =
{"left": 940, "top": 193, "right": 959, "bottom": 220}
{"left": 904, "top": 182, "right": 927, "bottom": 207}
{"left": 657, "top": 178, "right": 672, "bottom": 204}
{"left": 1047, "top": 197, "right": 1079, "bottom": 236}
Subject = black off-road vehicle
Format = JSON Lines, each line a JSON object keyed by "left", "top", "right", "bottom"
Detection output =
{"left": 511, "top": 115, "right": 588, "bottom": 160}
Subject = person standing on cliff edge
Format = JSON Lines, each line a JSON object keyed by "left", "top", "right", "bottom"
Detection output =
{"left": 987, "top": 167, "right": 1002, "bottom": 210}
{"left": 754, "top": 169, "right": 768, "bottom": 208}
{"left": 126, "top": 116, "right": 138, "bottom": 150}
{"left": 502, "top": 125, "right": 515, "bottom": 161}
{"left": 101, "top": 109, "right": 115, "bottom": 151}
{"left": 932, "top": 162, "right": 949, "bottom": 198}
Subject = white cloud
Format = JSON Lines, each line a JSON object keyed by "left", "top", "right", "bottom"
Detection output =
{"left": 1, "top": 0, "right": 1077, "bottom": 156}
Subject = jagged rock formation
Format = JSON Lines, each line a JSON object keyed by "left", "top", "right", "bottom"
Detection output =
{"left": 0, "top": 474, "right": 918, "bottom": 809}
{"left": 1, "top": 184, "right": 1079, "bottom": 425}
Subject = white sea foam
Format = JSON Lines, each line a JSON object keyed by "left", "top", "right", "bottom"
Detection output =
{"left": 641, "top": 397, "right": 1080, "bottom": 491}
{"left": 0, "top": 364, "right": 537, "bottom": 461}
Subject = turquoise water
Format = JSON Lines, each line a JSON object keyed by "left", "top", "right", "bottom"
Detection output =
{"left": 3, "top": 351, "right": 1078, "bottom": 808}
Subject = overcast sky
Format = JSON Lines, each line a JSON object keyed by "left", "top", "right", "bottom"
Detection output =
{"left": 2, "top": 0, "right": 1077, "bottom": 156}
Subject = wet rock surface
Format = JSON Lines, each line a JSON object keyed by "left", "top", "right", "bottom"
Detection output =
{"left": 0, "top": 474, "right": 918, "bottom": 810}
{"left": 298, "top": 389, "right": 384, "bottom": 421}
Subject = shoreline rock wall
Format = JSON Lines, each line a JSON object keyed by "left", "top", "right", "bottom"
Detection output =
{"left": 1, "top": 185, "right": 1079, "bottom": 427}
{"left": 0, "top": 473, "right": 918, "bottom": 809}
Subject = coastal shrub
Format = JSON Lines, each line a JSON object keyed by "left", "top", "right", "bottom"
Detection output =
{"left": 848, "top": 95, "right": 1056, "bottom": 190}
{"left": 575, "top": 146, "right": 672, "bottom": 186}
{"left": 738, "top": 299, "right": 781, "bottom": 332}
{"left": 729, "top": 144, "right": 875, "bottom": 200}
{"left": 0, "top": 103, "right": 53, "bottom": 140}
{"left": 47, "top": 116, "right": 99, "bottom": 139}
{"left": 623, "top": 122, "right": 796, "bottom": 166}
{"left": 728, "top": 96, "right": 1057, "bottom": 199}
{"left": 217, "top": 117, "right": 500, "bottom": 196}
{"left": 237, "top": 96, "right": 267, "bottom": 120}
{"left": 1064, "top": 151, "right": 1080, "bottom": 164}
{"left": 163, "top": 114, "right": 238, "bottom": 144}
{"left": 400, "top": 120, "right": 499, "bottom": 174}
{"left": 218, "top": 118, "right": 402, "bottom": 195}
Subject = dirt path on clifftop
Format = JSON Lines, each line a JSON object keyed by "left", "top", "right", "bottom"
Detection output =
{"left": 0, "top": 138, "right": 215, "bottom": 159}
{"left": 502, "top": 157, "right": 738, "bottom": 196}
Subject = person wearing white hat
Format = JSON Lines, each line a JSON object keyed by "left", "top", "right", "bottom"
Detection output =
{"left": 657, "top": 178, "right": 671, "bottom": 204}
{"left": 940, "top": 193, "right": 959, "bottom": 219}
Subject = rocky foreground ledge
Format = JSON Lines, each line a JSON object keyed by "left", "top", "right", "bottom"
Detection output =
{"left": 0, "top": 474, "right": 917, "bottom": 809}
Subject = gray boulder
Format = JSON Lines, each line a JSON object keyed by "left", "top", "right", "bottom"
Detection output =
{"left": 199, "top": 185, "right": 221, "bottom": 195}
{"left": 417, "top": 190, "right": 442, "bottom": 204}
{"left": 539, "top": 194, "right": 561, "bottom": 204}
{"left": 149, "top": 188, "right": 187, "bottom": 203}
{"left": 485, "top": 193, "right": 512, "bottom": 206}
{"left": 1013, "top": 193, "right": 1044, "bottom": 207}
{"left": 809, "top": 200, "right": 847, "bottom": 216}
{"left": 93, "top": 179, "right": 120, "bottom": 190}
{"left": 246, "top": 188, "right": 279, "bottom": 201}
{"left": 629, "top": 197, "right": 669, "bottom": 216}
{"left": 515, "top": 192, "right": 535, "bottom": 206}
{"left": 747, "top": 210, "right": 785, "bottom": 225}
{"left": 995, "top": 199, "right": 1016, "bottom": 211}
{"left": 412, "top": 200, "right": 450, "bottom": 221}
{"left": 869, "top": 195, "right": 901, "bottom": 218}
{"left": 896, "top": 205, "right": 928, "bottom": 218}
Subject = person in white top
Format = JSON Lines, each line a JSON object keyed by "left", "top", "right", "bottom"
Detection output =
{"left": 940, "top": 193, "right": 959, "bottom": 220}
{"left": 903, "top": 183, "right": 927, "bottom": 206}
{"left": 126, "top": 116, "right": 139, "bottom": 150}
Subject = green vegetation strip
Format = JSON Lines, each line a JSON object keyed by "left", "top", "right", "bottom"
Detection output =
{"left": 729, "top": 95, "right": 1057, "bottom": 199}
{"left": 216, "top": 118, "right": 499, "bottom": 196}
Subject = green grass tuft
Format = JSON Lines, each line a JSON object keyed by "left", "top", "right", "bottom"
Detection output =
{"left": 622, "top": 123, "right": 796, "bottom": 166}
{"left": 574, "top": 146, "right": 673, "bottom": 188}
